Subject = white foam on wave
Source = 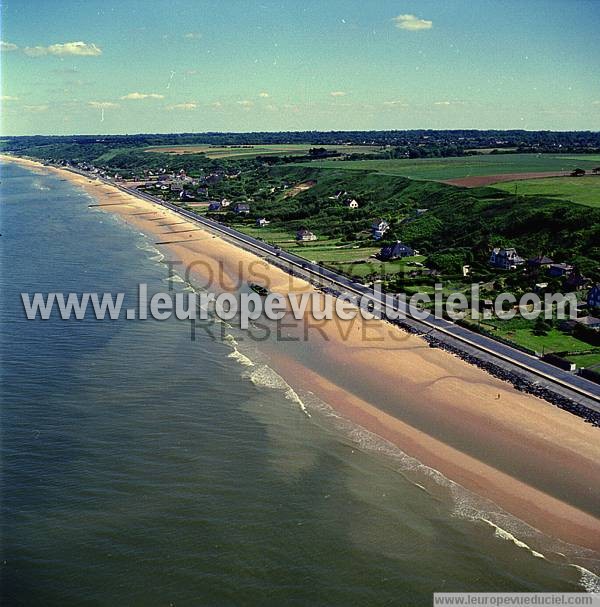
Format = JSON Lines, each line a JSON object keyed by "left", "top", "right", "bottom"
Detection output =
{"left": 570, "top": 564, "right": 600, "bottom": 593}
{"left": 228, "top": 349, "right": 255, "bottom": 367}
{"left": 223, "top": 334, "right": 255, "bottom": 367}
{"left": 304, "top": 397, "right": 600, "bottom": 584}
{"left": 480, "top": 518, "right": 545, "bottom": 559}
{"left": 246, "top": 364, "right": 311, "bottom": 418}
{"left": 163, "top": 274, "right": 185, "bottom": 284}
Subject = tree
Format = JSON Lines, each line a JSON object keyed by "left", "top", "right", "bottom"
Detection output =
{"left": 533, "top": 316, "right": 551, "bottom": 336}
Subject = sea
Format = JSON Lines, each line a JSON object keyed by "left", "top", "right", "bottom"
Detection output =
{"left": 1, "top": 161, "right": 598, "bottom": 605}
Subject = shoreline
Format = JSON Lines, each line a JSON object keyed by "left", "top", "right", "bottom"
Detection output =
{"left": 4, "top": 154, "right": 600, "bottom": 563}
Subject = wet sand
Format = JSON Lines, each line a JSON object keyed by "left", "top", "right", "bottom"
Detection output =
{"left": 4, "top": 154, "right": 600, "bottom": 557}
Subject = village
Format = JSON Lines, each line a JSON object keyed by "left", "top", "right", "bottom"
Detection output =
{"left": 58, "top": 157, "right": 600, "bottom": 375}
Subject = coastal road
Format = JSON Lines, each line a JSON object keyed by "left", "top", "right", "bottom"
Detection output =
{"left": 80, "top": 171, "right": 600, "bottom": 408}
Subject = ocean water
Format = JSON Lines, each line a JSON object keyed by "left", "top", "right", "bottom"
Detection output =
{"left": 0, "top": 162, "right": 597, "bottom": 605}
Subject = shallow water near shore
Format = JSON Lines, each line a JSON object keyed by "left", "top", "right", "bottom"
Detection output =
{"left": 1, "top": 162, "right": 598, "bottom": 604}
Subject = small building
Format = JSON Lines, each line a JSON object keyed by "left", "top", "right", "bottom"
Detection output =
{"left": 371, "top": 219, "right": 390, "bottom": 240}
{"left": 220, "top": 199, "right": 231, "bottom": 207}
{"left": 528, "top": 255, "right": 554, "bottom": 268}
{"left": 548, "top": 263, "right": 574, "bottom": 277}
{"left": 179, "top": 190, "right": 196, "bottom": 202}
{"left": 564, "top": 270, "right": 589, "bottom": 291}
{"left": 343, "top": 198, "right": 359, "bottom": 209}
{"left": 574, "top": 315, "right": 600, "bottom": 330}
{"left": 588, "top": 284, "right": 600, "bottom": 309}
{"left": 256, "top": 217, "right": 270, "bottom": 227}
{"left": 208, "top": 202, "right": 222, "bottom": 211}
{"left": 296, "top": 228, "right": 317, "bottom": 242}
{"left": 378, "top": 241, "right": 414, "bottom": 261}
{"left": 234, "top": 203, "right": 250, "bottom": 215}
{"left": 489, "top": 247, "right": 525, "bottom": 270}
{"left": 415, "top": 208, "right": 429, "bottom": 216}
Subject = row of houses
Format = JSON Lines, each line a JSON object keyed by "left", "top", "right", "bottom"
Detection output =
{"left": 490, "top": 249, "right": 584, "bottom": 279}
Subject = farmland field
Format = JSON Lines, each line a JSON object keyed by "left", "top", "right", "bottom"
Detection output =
{"left": 145, "top": 144, "right": 383, "bottom": 159}
{"left": 491, "top": 176, "right": 600, "bottom": 207}
{"left": 293, "top": 153, "right": 600, "bottom": 182}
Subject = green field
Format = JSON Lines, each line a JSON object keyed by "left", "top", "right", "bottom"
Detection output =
{"left": 492, "top": 176, "right": 600, "bottom": 207}
{"left": 474, "top": 316, "right": 597, "bottom": 357}
{"left": 145, "top": 144, "right": 383, "bottom": 159}
{"left": 566, "top": 351, "right": 600, "bottom": 369}
{"left": 233, "top": 224, "right": 427, "bottom": 279}
{"left": 293, "top": 154, "right": 600, "bottom": 181}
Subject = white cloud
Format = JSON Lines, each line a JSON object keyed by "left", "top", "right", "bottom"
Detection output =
{"left": 24, "top": 41, "right": 102, "bottom": 57}
{"left": 383, "top": 100, "right": 408, "bottom": 107}
{"left": 23, "top": 46, "right": 47, "bottom": 57}
{"left": 1, "top": 95, "right": 19, "bottom": 101}
{"left": 120, "top": 92, "right": 165, "bottom": 100}
{"left": 210, "top": 101, "right": 223, "bottom": 108}
{"left": 237, "top": 100, "right": 254, "bottom": 107}
{"left": 88, "top": 101, "right": 119, "bottom": 109}
{"left": 0, "top": 40, "right": 18, "bottom": 52}
{"left": 259, "top": 91, "right": 270, "bottom": 98}
{"left": 330, "top": 91, "right": 346, "bottom": 97}
{"left": 393, "top": 14, "right": 432, "bottom": 31}
{"left": 183, "top": 32, "right": 201, "bottom": 39}
{"left": 166, "top": 102, "right": 197, "bottom": 111}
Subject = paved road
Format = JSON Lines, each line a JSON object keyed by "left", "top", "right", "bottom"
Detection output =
{"left": 84, "top": 172, "right": 600, "bottom": 406}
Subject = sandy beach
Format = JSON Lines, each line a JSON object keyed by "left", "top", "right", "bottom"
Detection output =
{"left": 4, "top": 154, "right": 600, "bottom": 559}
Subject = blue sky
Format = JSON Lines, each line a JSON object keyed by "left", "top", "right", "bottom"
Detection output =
{"left": 1, "top": 0, "right": 599, "bottom": 135}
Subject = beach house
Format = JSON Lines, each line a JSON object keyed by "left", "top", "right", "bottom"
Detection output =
{"left": 587, "top": 284, "right": 600, "bottom": 308}
{"left": 489, "top": 247, "right": 525, "bottom": 270}
{"left": 234, "top": 203, "right": 250, "bottom": 215}
{"left": 371, "top": 219, "right": 390, "bottom": 240}
{"left": 378, "top": 241, "right": 414, "bottom": 261}
{"left": 296, "top": 228, "right": 317, "bottom": 242}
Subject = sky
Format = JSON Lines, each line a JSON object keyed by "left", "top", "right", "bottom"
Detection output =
{"left": 1, "top": 0, "right": 600, "bottom": 135}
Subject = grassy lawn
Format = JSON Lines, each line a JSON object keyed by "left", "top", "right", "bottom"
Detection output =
{"left": 144, "top": 144, "right": 383, "bottom": 159}
{"left": 474, "top": 317, "right": 595, "bottom": 355}
{"left": 234, "top": 223, "right": 432, "bottom": 280}
{"left": 491, "top": 176, "right": 600, "bottom": 207}
{"left": 235, "top": 224, "right": 382, "bottom": 263}
{"left": 333, "top": 255, "right": 426, "bottom": 279}
{"left": 292, "top": 154, "right": 600, "bottom": 181}
{"left": 566, "top": 352, "right": 600, "bottom": 369}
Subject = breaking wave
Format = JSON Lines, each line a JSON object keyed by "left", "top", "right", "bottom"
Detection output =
{"left": 305, "top": 397, "right": 600, "bottom": 586}
{"left": 245, "top": 364, "right": 311, "bottom": 418}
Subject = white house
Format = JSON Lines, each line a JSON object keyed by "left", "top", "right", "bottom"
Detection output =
{"left": 343, "top": 198, "right": 359, "bottom": 209}
{"left": 371, "top": 219, "right": 390, "bottom": 240}
{"left": 296, "top": 228, "right": 317, "bottom": 242}
{"left": 256, "top": 217, "right": 270, "bottom": 227}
